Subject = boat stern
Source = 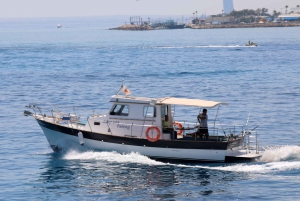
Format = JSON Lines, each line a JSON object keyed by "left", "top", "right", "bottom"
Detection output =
{"left": 225, "top": 133, "right": 261, "bottom": 162}
{"left": 225, "top": 149, "right": 261, "bottom": 162}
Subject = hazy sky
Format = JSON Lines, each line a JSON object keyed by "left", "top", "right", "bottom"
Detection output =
{"left": 1, "top": 0, "right": 299, "bottom": 18}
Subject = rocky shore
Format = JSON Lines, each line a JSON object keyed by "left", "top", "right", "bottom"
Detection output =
{"left": 109, "top": 22, "right": 300, "bottom": 31}
{"left": 109, "top": 24, "right": 154, "bottom": 31}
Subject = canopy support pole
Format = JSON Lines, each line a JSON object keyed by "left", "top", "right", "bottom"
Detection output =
{"left": 213, "top": 105, "right": 220, "bottom": 135}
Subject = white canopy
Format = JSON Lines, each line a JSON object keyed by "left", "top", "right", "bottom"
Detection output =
{"left": 110, "top": 95, "right": 228, "bottom": 108}
{"left": 156, "top": 97, "right": 228, "bottom": 108}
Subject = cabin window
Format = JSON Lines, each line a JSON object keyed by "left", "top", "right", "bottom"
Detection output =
{"left": 161, "top": 105, "right": 168, "bottom": 118}
{"left": 94, "top": 122, "right": 100, "bottom": 125}
{"left": 144, "top": 106, "right": 156, "bottom": 117}
{"left": 110, "top": 104, "right": 129, "bottom": 116}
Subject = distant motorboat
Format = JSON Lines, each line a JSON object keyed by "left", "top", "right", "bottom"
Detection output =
{"left": 57, "top": 24, "right": 62, "bottom": 28}
{"left": 246, "top": 41, "right": 257, "bottom": 46}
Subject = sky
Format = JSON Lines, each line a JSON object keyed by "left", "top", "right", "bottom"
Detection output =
{"left": 0, "top": 0, "right": 299, "bottom": 18}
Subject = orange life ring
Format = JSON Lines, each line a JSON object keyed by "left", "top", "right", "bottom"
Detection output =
{"left": 146, "top": 126, "right": 161, "bottom": 142}
{"left": 173, "top": 122, "right": 183, "bottom": 135}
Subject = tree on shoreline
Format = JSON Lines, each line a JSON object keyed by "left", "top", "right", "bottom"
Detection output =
{"left": 228, "top": 8, "right": 271, "bottom": 18}
{"left": 261, "top": 8, "right": 268, "bottom": 16}
{"left": 272, "top": 10, "right": 281, "bottom": 20}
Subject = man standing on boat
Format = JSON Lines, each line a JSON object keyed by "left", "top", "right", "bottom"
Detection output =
{"left": 163, "top": 115, "right": 177, "bottom": 140}
{"left": 197, "top": 109, "right": 209, "bottom": 139}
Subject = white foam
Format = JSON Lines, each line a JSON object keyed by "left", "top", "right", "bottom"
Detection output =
{"left": 202, "top": 161, "right": 300, "bottom": 173}
{"left": 186, "top": 145, "right": 300, "bottom": 173}
{"left": 260, "top": 145, "right": 300, "bottom": 162}
{"left": 63, "top": 149, "right": 165, "bottom": 166}
{"left": 197, "top": 45, "right": 242, "bottom": 48}
{"left": 30, "top": 147, "right": 54, "bottom": 155}
{"left": 152, "top": 45, "right": 243, "bottom": 49}
{"left": 61, "top": 146, "right": 300, "bottom": 173}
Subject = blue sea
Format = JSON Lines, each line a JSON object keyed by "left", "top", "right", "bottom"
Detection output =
{"left": 1, "top": 16, "right": 300, "bottom": 200}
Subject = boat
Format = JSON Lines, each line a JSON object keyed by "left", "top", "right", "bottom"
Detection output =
{"left": 246, "top": 41, "right": 257, "bottom": 46}
{"left": 57, "top": 24, "right": 62, "bottom": 28}
{"left": 164, "top": 20, "right": 185, "bottom": 29}
{"left": 151, "top": 20, "right": 185, "bottom": 29}
{"left": 23, "top": 83, "right": 261, "bottom": 163}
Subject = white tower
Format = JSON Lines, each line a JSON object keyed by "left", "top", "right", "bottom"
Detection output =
{"left": 223, "top": 0, "right": 234, "bottom": 14}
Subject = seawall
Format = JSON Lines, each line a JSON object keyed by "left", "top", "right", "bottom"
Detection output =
{"left": 109, "top": 24, "right": 154, "bottom": 31}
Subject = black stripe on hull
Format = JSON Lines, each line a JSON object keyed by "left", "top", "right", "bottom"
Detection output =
{"left": 37, "top": 119, "right": 239, "bottom": 150}
{"left": 148, "top": 156, "right": 224, "bottom": 163}
{"left": 225, "top": 156, "right": 260, "bottom": 163}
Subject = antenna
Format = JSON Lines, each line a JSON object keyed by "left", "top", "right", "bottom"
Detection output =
{"left": 116, "top": 79, "right": 124, "bottom": 95}
{"left": 245, "top": 112, "right": 251, "bottom": 128}
{"left": 128, "top": 60, "right": 138, "bottom": 89}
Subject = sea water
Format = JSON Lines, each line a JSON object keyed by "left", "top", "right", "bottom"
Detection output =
{"left": 1, "top": 16, "right": 300, "bottom": 200}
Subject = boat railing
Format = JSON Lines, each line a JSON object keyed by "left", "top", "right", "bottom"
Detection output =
{"left": 172, "top": 121, "right": 250, "bottom": 141}
{"left": 25, "top": 102, "right": 105, "bottom": 119}
{"left": 29, "top": 113, "right": 244, "bottom": 140}
{"left": 26, "top": 103, "right": 249, "bottom": 136}
{"left": 174, "top": 121, "right": 245, "bottom": 135}
{"left": 242, "top": 130, "right": 259, "bottom": 154}
{"left": 24, "top": 103, "right": 107, "bottom": 130}
{"left": 218, "top": 125, "right": 259, "bottom": 154}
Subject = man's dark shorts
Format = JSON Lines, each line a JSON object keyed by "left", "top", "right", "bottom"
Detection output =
{"left": 197, "top": 127, "right": 209, "bottom": 138}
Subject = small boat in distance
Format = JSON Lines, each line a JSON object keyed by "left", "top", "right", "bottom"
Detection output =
{"left": 246, "top": 41, "right": 257, "bottom": 46}
{"left": 164, "top": 20, "right": 185, "bottom": 29}
{"left": 23, "top": 83, "right": 261, "bottom": 163}
{"left": 151, "top": 20, "right": 185, "bottom": 29}
{"left": 57, "top": 24, "right": 62, "bottom": 28}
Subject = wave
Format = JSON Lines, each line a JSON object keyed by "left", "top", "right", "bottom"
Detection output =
{"left": 140, "top": 69, "right": 252, "bottom": 78}
{"left": 259, "top": 145, "right": 300, "bottom": 162}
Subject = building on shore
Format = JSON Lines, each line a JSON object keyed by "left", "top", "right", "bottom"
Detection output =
{"left": 191, "top": 18, "right": 206, "bottom": 24}
{"left": 223, "top": 0, "right": 234, "bottom": 14}
{"left": 129, "top": 16, "right": 150, "bottom": 26}
{"left": 277, "top": 14, "right": 300, "bottom": 21}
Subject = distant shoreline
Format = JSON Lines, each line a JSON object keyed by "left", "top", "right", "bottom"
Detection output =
{"left": 186, "top": 22, "right": 300, "bottom": 29}
{"left": 109, "top": 22, "right": 300, "bottom": 30}
{"left": 109, "top": 24, "right": 154, "bottom": 31}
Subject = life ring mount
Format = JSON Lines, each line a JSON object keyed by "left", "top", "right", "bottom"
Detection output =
{"left": 173, "top": 122, "right": 183, "bottom": 135}
{"left": 146, "top": 126, "right": 161, "bottom": 142}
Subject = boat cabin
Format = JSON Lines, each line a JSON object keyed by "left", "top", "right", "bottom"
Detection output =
{"left": 85, "top": 94, "right": 228, "bottom": 141}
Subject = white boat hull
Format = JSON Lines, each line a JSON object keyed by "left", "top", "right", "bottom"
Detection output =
{"left": 40, "top": 125, "right": 227, "bottom": 162}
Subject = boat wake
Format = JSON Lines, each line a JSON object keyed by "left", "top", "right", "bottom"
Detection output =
{"left": 59, "top": 145, "right": 300, "bottom": 173}
{"left": 191, "top": 145, "right": 300, "bottom": 173}
{"left": 201, "top": 160, "right": 300, "bottom": 173}
{"left": 259, "top": 145, "right": 300, "bottom": 162}
{"left": 151, "top": 45, "right": 245, "bottom": 49}
{"left": 62, "top": 149, "right": 165, "bottom": 166}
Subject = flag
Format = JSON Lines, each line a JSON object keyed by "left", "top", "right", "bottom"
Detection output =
{"left": 122, "top": 85, "right": 131, "bottom": 95}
